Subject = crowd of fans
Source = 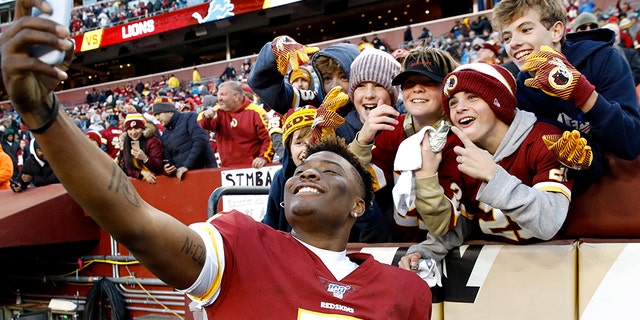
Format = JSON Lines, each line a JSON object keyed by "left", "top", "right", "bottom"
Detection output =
{"left": 69, "top": 0, "right": 188, "bottom": 35}
{"left": 2, "top": 0, "right": 638, "bottom": 191}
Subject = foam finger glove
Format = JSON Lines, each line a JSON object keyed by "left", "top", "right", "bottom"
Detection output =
{"left": 311, "top": 86, "right": 347, "bottom": 142}
{"left": 523, "top": 45, "right": 595, "bottom": 107}
{"left": 271, "top": 35, "right": 319, "bottom": 76}
{"left": 542, "top": 130, "right": 593, "bottom": 170}
{"left": 319, "top": 86, "right": 349, "bottom": 113}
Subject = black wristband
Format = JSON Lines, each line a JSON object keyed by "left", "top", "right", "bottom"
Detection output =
{"left": 25, "top": 96, "right": 60, "bottom": 134}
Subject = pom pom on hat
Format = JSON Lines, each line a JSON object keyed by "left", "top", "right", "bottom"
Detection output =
{"left": 289, "top": 67, "right": 312, "bottom": 84}
{"left": 152, "top": 96, "right": 177, "bottom": 114}
{"left": 348, "top": 47, "right": 401, "bottom": 104}
{"left": 442, "top": 63, "right": 517, "bottom": 125}
{"left": 124, "top": 113, "right": 146, "bottom": 130}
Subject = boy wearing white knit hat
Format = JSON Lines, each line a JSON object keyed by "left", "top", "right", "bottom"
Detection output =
{"left": 400, "top": 63, "right": 575, "bottom": 287}
{"left": 346, "top": 47, "right": 401, "bottom": 130}
{"left": 349, "top": 47, "right": 460, "bottom": 243}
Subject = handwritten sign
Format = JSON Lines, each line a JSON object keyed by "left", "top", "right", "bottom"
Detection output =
{"left": 219, "top": 165, "right": 282, "bottom": 220}
{"left": 220, "top": 165, "right": 282, "bottom": 187}
{"left": 222, "top": 195, "right": 269, "bottom": 221}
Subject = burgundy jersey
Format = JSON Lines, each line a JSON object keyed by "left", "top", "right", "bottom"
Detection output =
{"left": 371, "top": 114, "right": 459, "bottom": 242}
{"left": 198, "top": 211, "right": 432, "bottom": 319}
{"left": 439, "top": 122, "right": 572, "bottom": 244}
{"left": 101, "top": 127, "right": 123, "bottom": 159}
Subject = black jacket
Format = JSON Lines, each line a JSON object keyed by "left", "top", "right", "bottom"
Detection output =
{"left": 18, "top": 154, "right": 58, "bottom": 189}
{"left": 160, "top": 111, "right": 217, "bottom": 169}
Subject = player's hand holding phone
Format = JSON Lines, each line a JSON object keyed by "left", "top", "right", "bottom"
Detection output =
{"left": 28, "top": 0, "right": 73, "bottom": 66}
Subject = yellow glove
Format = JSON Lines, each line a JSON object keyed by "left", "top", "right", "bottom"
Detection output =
{"left": 542, "top": 130, "right": 593, "bottom": 170}
{"left": 311, "top": 86, "right": 347, "bottom": 142}
{"left": 271, "top": 35, "right": 319, "bottom": 76}
{"left": 522, "top": 45, "right": 595, "bottom": 107}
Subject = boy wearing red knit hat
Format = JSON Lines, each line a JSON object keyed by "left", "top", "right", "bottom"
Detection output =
{"left": 400, "top": 63, "right": 575, "bottom": 287}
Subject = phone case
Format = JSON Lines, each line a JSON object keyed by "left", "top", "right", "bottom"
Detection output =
{"left": 28, "top": 0, "right": 72, "bottom": 65}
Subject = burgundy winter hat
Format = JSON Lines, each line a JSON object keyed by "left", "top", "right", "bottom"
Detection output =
{"left": 124, "top": 113, "right": 146, "bottom": 130}
{"left": 442, "top": 63, "right": 517, "bottom": 124}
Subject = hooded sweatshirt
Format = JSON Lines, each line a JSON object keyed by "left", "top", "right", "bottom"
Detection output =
{"left": 248, "top": 41, "right": 360, "bottom": 142}
{"left": 517, "top": 28, "right": 640, "bottom": 180}
{"left": 408, "top": 110, "right": 573, "bottom": 266}
{"left": 18, "top": 140, "right": 59, "bottom": 189}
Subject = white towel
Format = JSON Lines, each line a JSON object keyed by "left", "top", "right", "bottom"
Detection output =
{"left": 393, "top": 127, "right": 431, "bottom": 216}
{"left": 417, "top": 258, "right": 442, "bottom": 287}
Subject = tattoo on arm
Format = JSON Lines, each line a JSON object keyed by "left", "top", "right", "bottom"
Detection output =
{"left": 107, "top": 163, "right": 142, "bottom": 207}
{"left": 182, "top": 236, "right": 206, "bottom": 266}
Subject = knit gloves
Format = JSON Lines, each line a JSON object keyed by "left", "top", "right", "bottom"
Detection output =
{"left": 311, "top": 86, "right": 347, "bottom": 142}
{"left": 523, "top": 45, "right": 595, "bottom": 107}
{"left": 271, "top": 35, "right": 319, "bottom": 76}
{"left": 542, "top": 130, "right": 593, "bottom": 170}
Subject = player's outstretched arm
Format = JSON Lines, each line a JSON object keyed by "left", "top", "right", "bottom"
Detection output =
{"left": 1, "top": 0, "right": 205, "bottom": 290}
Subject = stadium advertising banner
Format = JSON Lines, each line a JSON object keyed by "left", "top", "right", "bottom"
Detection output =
{"left": 71, "top": 0, "right": 300, "bottom": 53}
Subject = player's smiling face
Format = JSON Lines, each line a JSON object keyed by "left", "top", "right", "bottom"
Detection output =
{"left": 284, "top": 151, "right": 362, "bottom": 229}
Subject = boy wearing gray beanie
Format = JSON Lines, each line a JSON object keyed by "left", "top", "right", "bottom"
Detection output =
{"left": 348, "top": 47, "right": 401, "bottom": 125}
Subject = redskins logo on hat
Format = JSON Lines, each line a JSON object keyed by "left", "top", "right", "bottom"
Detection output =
{"left": 129, "top": 121, "right": 137, "bottom": 128}
{"left": 443, "top": 74, "right": 458, "bottom": 97}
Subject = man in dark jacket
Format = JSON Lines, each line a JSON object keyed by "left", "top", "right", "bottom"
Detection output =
{"left": 152, "top": 96, "right": 217, "bottom": 180}
{"left": 11, "top": 139, "right": 59, "bottom": 192}
{"left": 220, "top": 63, "right": 237, "bottom": 82}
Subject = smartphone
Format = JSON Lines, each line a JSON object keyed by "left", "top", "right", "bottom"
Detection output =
{"left": 29, "top": 0, "right": 73, "bottom": 65}
{"left": 131, "top": 140, "right": 140, "bottom": 151}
